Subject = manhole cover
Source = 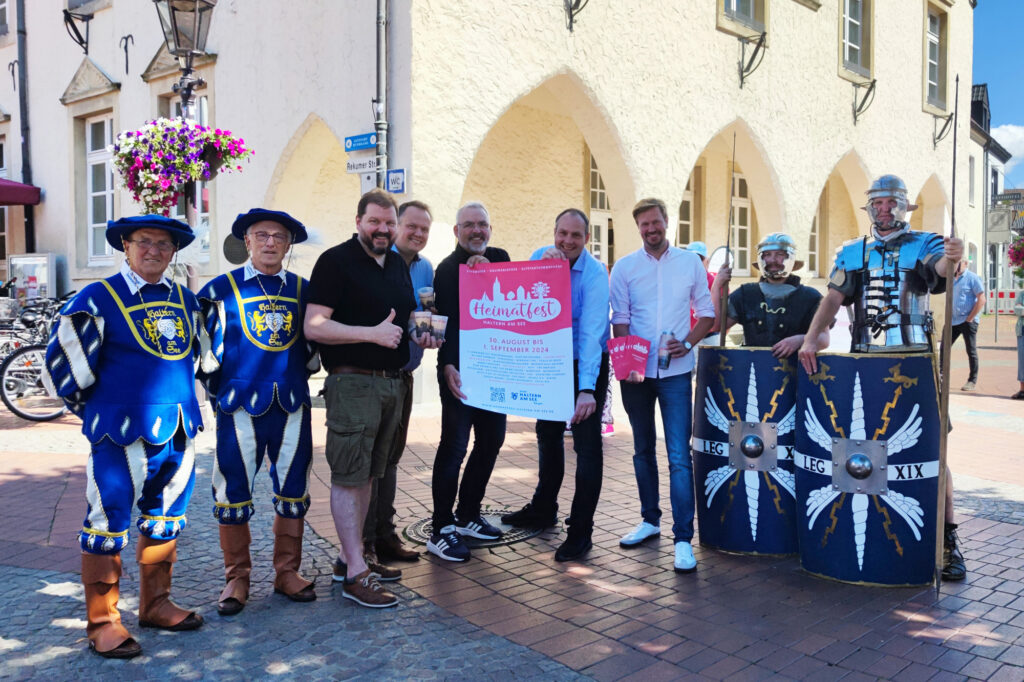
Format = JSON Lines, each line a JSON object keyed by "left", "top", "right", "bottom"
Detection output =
{"left": 403, "top": 505, "right": 551, "bottom": 548}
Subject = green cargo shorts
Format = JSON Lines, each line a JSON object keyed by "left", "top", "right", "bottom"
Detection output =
{"left": 323, "top": 372, "right": 405, "bottom": 487}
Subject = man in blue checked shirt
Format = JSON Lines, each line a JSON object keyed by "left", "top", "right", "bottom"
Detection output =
{"left": 949, "top": 259, "right": 985, "bottom": 392}
{"left": 501, "top": 208, "right": 611, "bottom": 562}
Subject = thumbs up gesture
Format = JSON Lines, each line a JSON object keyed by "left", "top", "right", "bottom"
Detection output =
{"left": 372, "top": 309, "right": 403, "bottom": 349}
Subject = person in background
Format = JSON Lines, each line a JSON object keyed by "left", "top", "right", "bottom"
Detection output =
{"left": 948, "top": 259, "right": 985, "bottom": 392}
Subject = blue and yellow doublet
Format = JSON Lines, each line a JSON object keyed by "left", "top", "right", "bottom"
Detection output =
{"left": 46, "top": 271, "right": 203, "bottom": 554}
{"left": 198, "top": 265, "right": 318, "bottom": 524}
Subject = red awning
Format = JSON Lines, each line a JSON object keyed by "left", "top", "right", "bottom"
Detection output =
{"left": 0, "top": 178, "right": 41, "bottom": 206}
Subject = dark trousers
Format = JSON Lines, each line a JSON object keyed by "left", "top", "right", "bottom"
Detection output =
{"left": 533, "top": 355, "right": 610, "bottom": 535}
{"left": 431, "top": 372, "right": 507, "bottom": 530}
{"left": 364, "top": 372, "right": 414, "bottom": 542}
{"left": 951, "top": 321, "right": 979, "bottom": 382}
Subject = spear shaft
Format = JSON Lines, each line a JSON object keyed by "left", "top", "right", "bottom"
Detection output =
{"left": 934, "top": 74, "right": 959, "bottom": 592}
{"left": 718, "top": 132, "right": 737, "bottom": 347}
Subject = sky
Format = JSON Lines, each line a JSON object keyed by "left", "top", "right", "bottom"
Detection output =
{"left": 973, "top": 0, "right": 1024, "bottom": 188}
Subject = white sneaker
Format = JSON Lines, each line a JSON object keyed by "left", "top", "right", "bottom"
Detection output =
{"left": 674, "top": 541, "right": 697, "bottom": 573}
{"left": 619, "top": 521, "right": 661, "bottom": 547}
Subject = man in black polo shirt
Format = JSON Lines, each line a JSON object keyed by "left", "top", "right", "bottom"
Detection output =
{"left": 305, "top": 189, "right": 432, "bottom": 608}
{"left": 427, "top": 201, "right": 511, "bottom": 562}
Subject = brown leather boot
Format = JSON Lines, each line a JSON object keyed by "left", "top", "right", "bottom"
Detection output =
{"left": 272, "top": 516, "right": 316, "bottom": 602}
{"left": 81, "top": 553, "right": 141, "bottom": 658}
{"left": 136, "top": 536, "right": 204, "bottom": 630}
{"left": 217, "top": 524, "right": 252, "bottom": 615}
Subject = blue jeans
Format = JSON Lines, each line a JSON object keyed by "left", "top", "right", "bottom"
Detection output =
{"left": 619, "top": 372, "right": 695, "bottom": 543}
{"left": 431, "top": 372, "right": 507, "bottom": 530}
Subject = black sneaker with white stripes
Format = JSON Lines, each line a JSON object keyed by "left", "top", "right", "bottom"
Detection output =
{"left": 454, "top": 514, "right": 503, "bottom": 541}
{"left": 427, "top": 525, "right": 470, "bottom": 562}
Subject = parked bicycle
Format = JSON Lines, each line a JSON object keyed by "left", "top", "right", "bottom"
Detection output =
{"left": 1, "top": 291, "right": 76, "bottom": 422}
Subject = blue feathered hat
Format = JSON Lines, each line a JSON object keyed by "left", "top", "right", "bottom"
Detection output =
{"left": 231, "top": 208, "right": 308, "bottom": 243}
{"left": 106, "top": 215, "right": 195, "bottom": 252}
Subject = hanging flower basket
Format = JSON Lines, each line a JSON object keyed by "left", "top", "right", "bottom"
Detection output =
{"left": 1009, "top": 235, "right": 1024, "bottom": 281}
{"left": 110, "top": 117, "right": 253, "bottom": 216}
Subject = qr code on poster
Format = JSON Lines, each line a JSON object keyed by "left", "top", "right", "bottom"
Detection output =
{"left": 490, "top": 387, "right": 505, "bottom": 403}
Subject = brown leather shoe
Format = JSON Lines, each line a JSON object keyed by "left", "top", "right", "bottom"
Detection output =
{"left": 272, "top": 516, "right": 316, "bottom": 602}
{"left": 217, "top": 523, "right": 251, "bottom": 616}
{"left": 375, "top": 534, "right": 420, "bottom": 563}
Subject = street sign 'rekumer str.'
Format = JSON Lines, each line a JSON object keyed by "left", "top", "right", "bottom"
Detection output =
{"left": 346, "top": 156, "right": 377, "bottom": 174}
{"left": 345, "top": 133, "right": 377, "bottom": 151}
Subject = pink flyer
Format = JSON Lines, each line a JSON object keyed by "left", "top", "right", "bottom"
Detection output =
{"left": 459, "top": 260, "right": 575, "bottom": 420}
{"left": 607, "top": 335, "right": 650, "bottom": 381}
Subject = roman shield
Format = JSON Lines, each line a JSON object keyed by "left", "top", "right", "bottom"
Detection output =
{"left": 795, "top": 352, "right": 940, "bottom": 586}
{"left": 692, "top": 347, "right": 799, "bottom": 555}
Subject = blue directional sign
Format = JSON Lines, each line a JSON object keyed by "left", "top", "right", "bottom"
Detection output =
{"left": 345, "top": 133, "right": 377, "bottom": 151}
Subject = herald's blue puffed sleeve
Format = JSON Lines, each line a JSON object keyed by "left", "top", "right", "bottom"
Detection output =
{"left": 45, "top": 290, "right": 106, "bottom": 417}
{"left": 196, "top": 278, "right": 225, "bottom": 396}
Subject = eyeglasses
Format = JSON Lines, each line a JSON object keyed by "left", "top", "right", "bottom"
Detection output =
{"left": 128, "top": 239, "right": 176, "bottom": 253}
{"left": 250, "top": 231, "right": 291, "bottom": 244}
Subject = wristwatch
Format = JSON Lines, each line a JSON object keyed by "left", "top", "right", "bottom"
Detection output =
{"left": 683, "top": 340, "right": 693, "bottom": 352}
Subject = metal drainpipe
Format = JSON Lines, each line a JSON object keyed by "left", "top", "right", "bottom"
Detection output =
{"left": 374, "top": 0, "right": 388, "bottom": 189}
{"left": 15, "top": 0, "right": 34, "bottom": 252}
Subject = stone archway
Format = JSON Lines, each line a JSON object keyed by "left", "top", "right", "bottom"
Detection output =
{"left": 459, "top": 70, "right": 635, "bottom": 262}
{"left": 910, "top": 174, "right": 951, "bottom": 235}
{"left": 809, "top": 150, "right": 872, "bottom": 279}
{"left": 263, "top": 113, "right": 363, "bottom": 277}
{"left": 684, "top": 119, "right": 785, "bottom": 277}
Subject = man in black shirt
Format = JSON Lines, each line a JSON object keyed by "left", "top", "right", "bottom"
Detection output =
{"left": 428, "top": 202, "right": 511, "bottom": 562}
{"left": 305, "top": 189, "right": 432, "bottom": 608}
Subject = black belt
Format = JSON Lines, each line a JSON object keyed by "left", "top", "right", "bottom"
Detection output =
{"left": 329, "top": 365, "right": 403, "bottom": 379}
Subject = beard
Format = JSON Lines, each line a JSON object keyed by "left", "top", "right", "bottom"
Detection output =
{"left": 360, "top": 231, "right": 393, "bottom": 255}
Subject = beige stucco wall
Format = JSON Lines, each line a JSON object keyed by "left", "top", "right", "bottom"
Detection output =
{"left": 404, "top": 0, "right": 975, "bottom": 282}
{"left": 2, "top": 0, "right": 976, "bottom": 296}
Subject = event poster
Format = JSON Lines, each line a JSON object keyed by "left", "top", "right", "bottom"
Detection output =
{"left": 459, "top": 260, "right": 575, "bottom": 420}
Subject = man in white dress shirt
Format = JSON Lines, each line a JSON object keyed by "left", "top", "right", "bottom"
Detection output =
{"left": 609, "top": 198, "right": 715, "bottom": 573}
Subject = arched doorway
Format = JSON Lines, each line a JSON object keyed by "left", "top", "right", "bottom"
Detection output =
{"left": 681, "top": 120, "right": 784, "bottom": 278}
{"left": 808, "top": 150, "right": 871, "bottom": 279}
{"left": 264, "top": 114, "right": 363, "bottom": 277}
{"left": 459, "top": 71, "right": 634, "bottom": 264}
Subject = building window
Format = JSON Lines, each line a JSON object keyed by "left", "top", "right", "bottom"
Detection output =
{"left": 0, "top": 1, "right": 8, "bottom": 35}
{"left": 589, "top": 154, "right": 608, "bottom": 212}
{"left": 991, "top": 168, "right": 1000, "bottom": 201}
{"left": 85, "top": 114, "right": 114, "bottom": 263}
{"left": 587, "top": 152, "right": 612, "bottom": 264}
{"left": 167, "top": 96, "right": 211, "bottom": 254}
{"left": 841, "top": 0, "right": 871, "bottom": 77}
{"left": 926, "top": 7, "right": 947, "bottom": 110}
{"left": 808, "top": 211, "right": 819, "bottom": 278}
{"left": 732, "top": 174, "right": 751, "bottom": 275}
{"left": 723, "top": 0, "right": 765, "bottom": 32}
{"left": 678, "top": 176, "right": 693, "bottom": 246}
{"left": 968, "top": 155, "right": 975, "bottom": 206}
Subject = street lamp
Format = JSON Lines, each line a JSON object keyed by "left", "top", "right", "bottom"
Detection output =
{"left": 152, "top": 0, "right": 217, "bottom": 119}
{"left": 152, "top": 0, "right": 217, "bottom": 288}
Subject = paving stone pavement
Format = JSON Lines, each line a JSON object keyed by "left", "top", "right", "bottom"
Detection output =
{"left": 2, "top": 314, "right": 1023, "bottom": 680}
{"left": 0, "top": 460, "right": 583, "bottom": 681}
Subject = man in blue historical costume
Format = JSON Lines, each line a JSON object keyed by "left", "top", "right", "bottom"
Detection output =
{"left": 197, "top": 209, "right": 318, "bottom": 616}
{"left": 712, "top": 232, "right": 829, "bottom": 355}
{"left": 46, "top": 215, "right": 204, "bottom": 659}
{"left": 798, "top": 174, "right": 967, "bottom": 581}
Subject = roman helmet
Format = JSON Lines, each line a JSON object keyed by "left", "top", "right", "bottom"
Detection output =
{"left": 864, "top": 174, "right": 918, "bottom": 230}
{"left": 755, "top": 232, "right": 802, "bottom": 280}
